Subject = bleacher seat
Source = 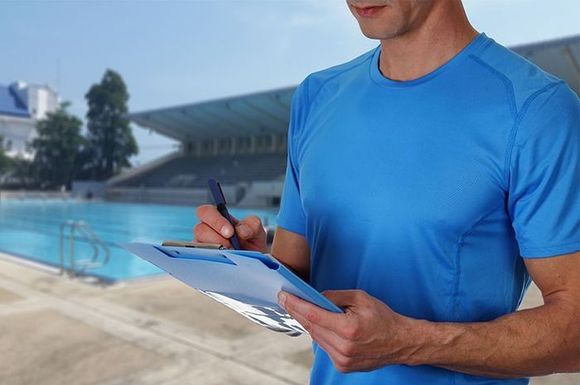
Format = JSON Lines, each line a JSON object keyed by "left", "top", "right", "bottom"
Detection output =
{"left": 118, "top": 153, "right": 287, "bottom": 188}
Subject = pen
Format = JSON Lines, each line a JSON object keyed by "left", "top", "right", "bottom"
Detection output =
{"left": 207, "top": 178, "right": 242, "bottom": 249}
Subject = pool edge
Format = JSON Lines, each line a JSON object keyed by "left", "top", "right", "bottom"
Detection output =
{"left": 0, "top": 249, "right": 167, "bottom": 286}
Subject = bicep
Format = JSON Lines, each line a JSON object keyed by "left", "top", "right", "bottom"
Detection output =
{"left": 524, "top": 252, "right": 580, "bottom": 306}
{"left": 524, "top": 252, "right": 580, "bottom": 371}
{"left": 271, "top": 226, "right": 310, "bottom": 281}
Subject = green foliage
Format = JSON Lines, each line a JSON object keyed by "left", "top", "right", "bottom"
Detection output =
{"left": 0, "top": 137, "right": 35, "bottom": 188}
{"left": 84, "top": 69, "right": 138, "bottom": 180}
{"left": 31, "top": 103, "right": 83, "bottom": 189}
{"left": 0, "top": 136, "right": 10, "bottom": 173}
{"left": 6, "top": 157, "right": 35, "bottom": 188}
{"left": 2, "top": 69, "right": 138, "bottom": 189}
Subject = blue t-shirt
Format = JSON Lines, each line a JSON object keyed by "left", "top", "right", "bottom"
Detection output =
{"left": 276, "top": 33, "right": 579, "bottom": 385}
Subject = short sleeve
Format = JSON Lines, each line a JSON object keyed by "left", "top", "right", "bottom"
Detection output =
{"left": 507, "top": 82, "right": 580, "bottom": 258}
{"left": 276, "top": 79, "right": 310, "bottom": 236}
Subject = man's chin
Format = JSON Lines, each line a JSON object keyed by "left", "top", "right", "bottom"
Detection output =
{"left": 357, "top": 24, "right": 401, "bottom": 40}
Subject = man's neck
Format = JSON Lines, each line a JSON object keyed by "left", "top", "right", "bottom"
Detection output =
{"left": 378, "top": 1, "right": 478, "bottom": 82}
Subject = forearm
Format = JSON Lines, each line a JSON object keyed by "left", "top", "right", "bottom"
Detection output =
{"left": 271, "top": 228, "right": 311, "bottom": 281}
{"left": 272, "top": 252, "right": 310, "bottom": 281}
{"left": 403, "top": 298, "right": 579, "bottom": 378}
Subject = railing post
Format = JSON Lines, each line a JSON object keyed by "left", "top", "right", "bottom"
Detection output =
{"left": 69, "top": 224, "right": 76, "bottom": 278}
{"left": 59, "top": 219, "right": 110, "bottom": 278}
{"left": 59, "top": 223, "right": 65, "bottom": 275}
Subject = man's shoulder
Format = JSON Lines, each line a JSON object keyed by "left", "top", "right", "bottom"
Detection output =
{"left": 473, "top": 37, "right": 578, "bottom": 150}
{"left": 472, "top": 37, "right": 566, "bottom": 114}
{"left": 297, "top": 46, "right": 377, "bottom": 102}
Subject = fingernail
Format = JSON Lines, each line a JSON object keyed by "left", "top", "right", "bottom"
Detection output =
{"left": 278, "top": 292, "right": 287, "bottom": 307}
{"left": 237, "top": 224, "right": 250, "bottom": 238}
{"left": 220, "top": 225, "right": 232, "bottom": 237}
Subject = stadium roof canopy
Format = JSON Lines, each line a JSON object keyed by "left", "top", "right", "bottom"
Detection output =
{"left": 130, "top": 87, "right": 295, "bottom": 141}
{"left": 130, "top": 35, "right": 579, "bottom": 142}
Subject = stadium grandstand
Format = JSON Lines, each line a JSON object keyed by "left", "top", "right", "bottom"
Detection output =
{"left": 107, "top": 34, "right": 579, "bottom": 207}
{"left": 106, "top": 87, "right": 294, "bottom": 207}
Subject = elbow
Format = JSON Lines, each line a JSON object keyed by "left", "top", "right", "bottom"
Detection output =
{"left": 559, "top": 344, "right": 580, "bottom": 373}
{"left": 552, "top": 353, "right": 580, "bottom": 374}
{"left": 561, "top": 305, "right": 580, "bottom": 372}
{"left": 539, "top": 297, "right": 580, "bottom": 374}
{"left": 551, "top": 302, "right": 580, "bottom": 373}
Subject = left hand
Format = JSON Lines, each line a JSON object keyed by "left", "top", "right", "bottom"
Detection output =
{"left": 278, "top": 289, "right": 418, "bottom": 373}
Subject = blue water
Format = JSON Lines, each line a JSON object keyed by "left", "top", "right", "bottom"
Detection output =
{"left": 0, "top": 199, "right": 278, "bottom": 281}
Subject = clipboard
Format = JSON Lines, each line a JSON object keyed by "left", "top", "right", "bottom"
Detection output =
{"left": 123, "top": 242, "right": 343, "bottom": 336}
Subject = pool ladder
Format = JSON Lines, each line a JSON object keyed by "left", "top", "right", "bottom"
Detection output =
{"left": 59, "top": 220, "right": 110, "bottom": 277}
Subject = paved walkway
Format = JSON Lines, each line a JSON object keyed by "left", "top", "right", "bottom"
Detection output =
{"left": 0, "top": 254, "right": 577, "bottom": 385}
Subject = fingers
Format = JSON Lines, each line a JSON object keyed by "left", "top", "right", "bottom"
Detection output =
{"left": 235, "top": 215, "right": 263, "bottom": 240}
{"left": 196, "top": 204, "right": 234, "bottom": 238}
{"left": 279, "top": 291, "right": 344, "bottom": 331}
{"left": 193, "top": 222, "right": 232, "bottom": 248}
{"left": 309, "top": 331, "right": 357, "bottom": 374}
{"left": 291, "top": 306, "right": 345, "bottom": 341}
{"left": 194, "top": 206, "right": 265, "bottom": 249}
{"left": 290, "top": 304, "right": 363, "bottom": 374}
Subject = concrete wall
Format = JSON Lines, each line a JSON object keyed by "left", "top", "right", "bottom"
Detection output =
{"left": 71, "top": 181, "right": 107, "bottom": 199}
{"left": 105, "top": 182, "right": 283, "bottom": 209}
{"left": 0, "top": 190, "right": 70, "bottom": 200}
{"left": 105, "top": 187, "right": 211, "bottom": 206}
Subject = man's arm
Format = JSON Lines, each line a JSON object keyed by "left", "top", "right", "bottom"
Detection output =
{"left": 280, "top": 252, "right": 580, "bottom": 377}
{"left": 271, "top": 227, "right": 311, "bottom": 281}
{"left": 415, "top": 252, "right": 580, "bottom": 377}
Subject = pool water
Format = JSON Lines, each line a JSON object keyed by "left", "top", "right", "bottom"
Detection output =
{"left": 0, "top": 199, "right": 278, "bottom": 281}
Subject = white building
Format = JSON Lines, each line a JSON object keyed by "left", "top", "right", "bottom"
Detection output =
{"left": 0, "top": 81, "right": 59, "bottom": 159}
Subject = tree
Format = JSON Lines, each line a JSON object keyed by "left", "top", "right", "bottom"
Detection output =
{"left": 31, "top": 102, "right": 83, "bottom": 189}
{"left": 0, "top": 136, "right": 10, "bottom": 174}
{"left": 84, "top": 69, "right": 138, "bottom": 180}
{"left": 4, "top": 156, "right": 35, "bottom": 189}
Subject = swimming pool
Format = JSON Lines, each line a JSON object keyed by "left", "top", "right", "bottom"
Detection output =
{"left": 0, "top": 199, "right": 278, "bottom": 281}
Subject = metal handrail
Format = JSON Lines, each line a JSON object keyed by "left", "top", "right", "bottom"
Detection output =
{"left": 59, "top": 220, "right": 110, "bottom": 277}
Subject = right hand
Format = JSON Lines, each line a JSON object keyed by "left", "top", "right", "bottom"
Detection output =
{"left": 193, "top": 204, "right": 268, "bottom": 252}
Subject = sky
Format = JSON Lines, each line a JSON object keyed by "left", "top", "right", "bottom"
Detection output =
{"left": 1, "top": 0, "right": 579, "bottom": 164}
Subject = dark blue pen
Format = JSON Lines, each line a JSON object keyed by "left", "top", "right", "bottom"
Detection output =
{"left": 207, "top": 178, "right": 242, "bottom": 249}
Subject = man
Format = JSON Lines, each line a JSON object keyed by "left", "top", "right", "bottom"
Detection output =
{"left": 194, "top": 0, "right": 580, "bottom": 384}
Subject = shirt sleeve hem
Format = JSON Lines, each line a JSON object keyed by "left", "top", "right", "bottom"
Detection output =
{"left": 519, "top": 241, "right": 580, "bottom": 258}
{"left": 276, "top": 217, "right": 306, "bottom": 237}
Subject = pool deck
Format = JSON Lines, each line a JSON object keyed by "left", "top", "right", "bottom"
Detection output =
{"left": 0, "top": 253, "right": 577, "bottom": 385}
